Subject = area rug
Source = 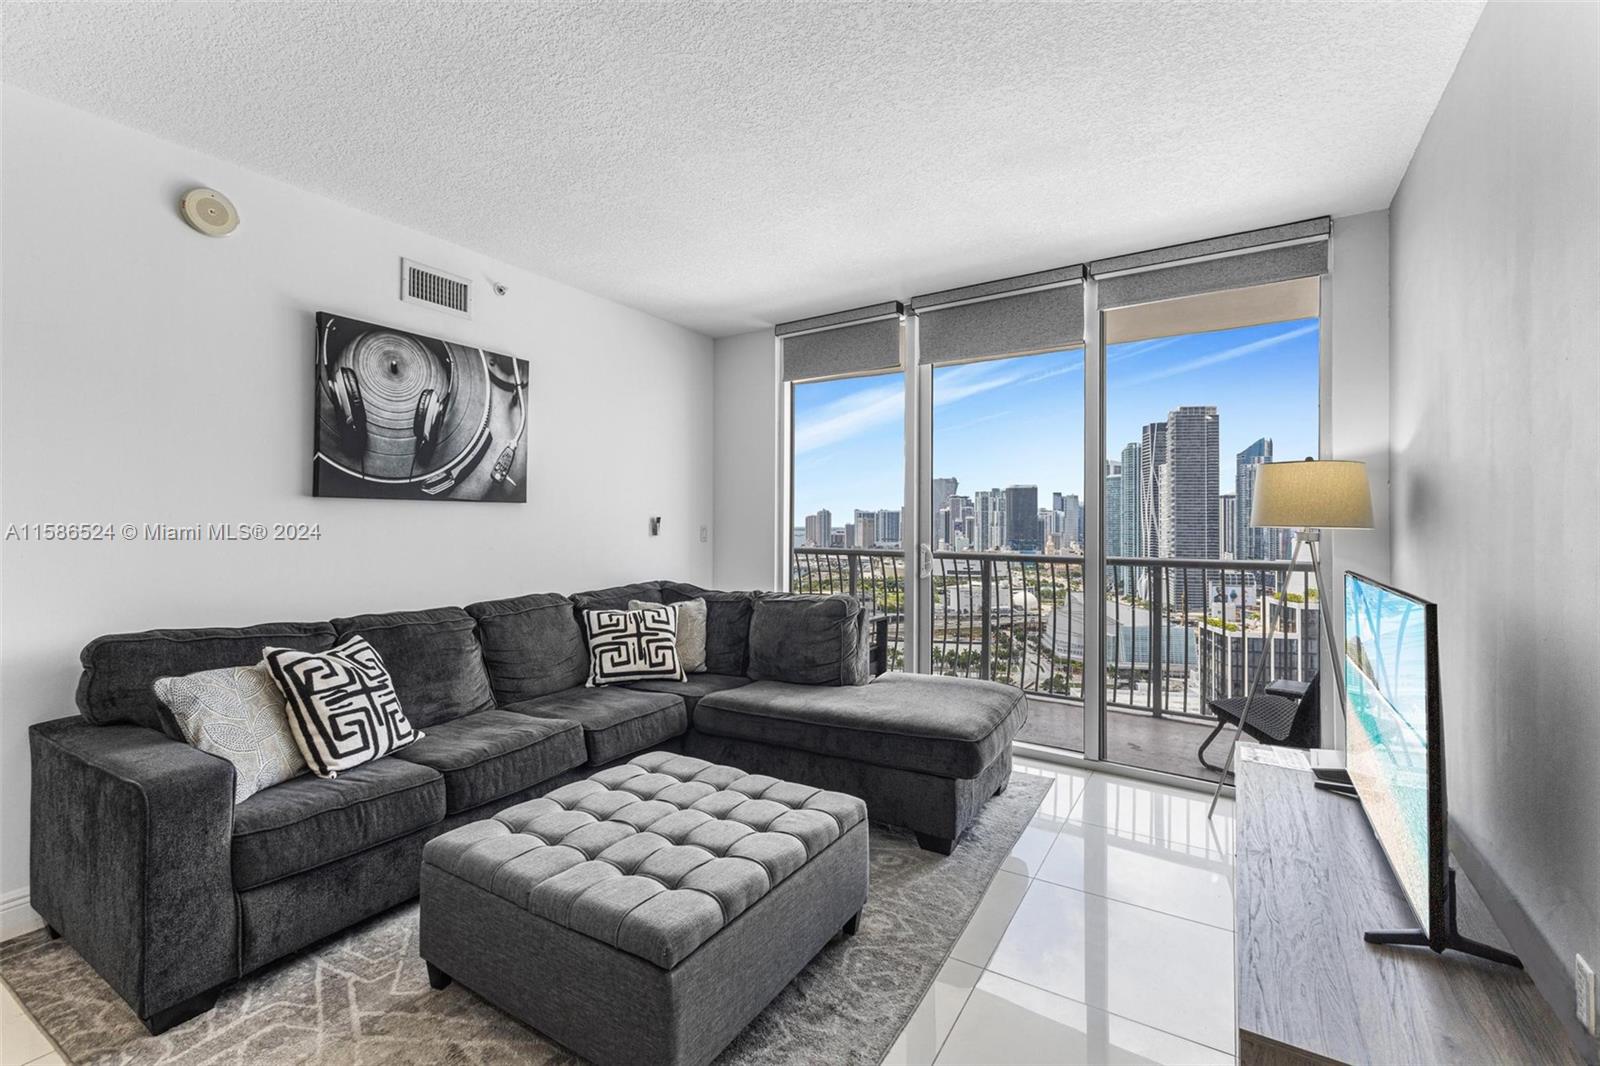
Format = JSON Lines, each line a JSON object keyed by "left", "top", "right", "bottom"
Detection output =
{"left": 1, "top": 774, "right": 1048, "bottom": 1065}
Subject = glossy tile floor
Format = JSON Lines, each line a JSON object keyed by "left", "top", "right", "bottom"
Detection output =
{"left": 0, "top": 756, "right": 1234, "bottom": 1066}
{"left": 883, "top": 756, "right": 1237, "bottom": 1066}
{"left": 0, "top": 979, "right": 63, "bottom": 1066}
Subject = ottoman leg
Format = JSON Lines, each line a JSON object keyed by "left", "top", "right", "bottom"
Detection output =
{"left": 915, "top": 832, "right": 956, "bottom": 856}
{"left": 44, "top": 924, "right": 60, "bottom": 941}
{"left": 426, "top": 961, "right": 452, "bottom": 991}
{"left": 842, "top": 911, "right": 861, "bottom": 937}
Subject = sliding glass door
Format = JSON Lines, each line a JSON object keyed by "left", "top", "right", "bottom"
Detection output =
{"left": 1097, "top": 278, "right": 1323, "bottom": 782}
{"left": 924, "top": 349, "right": 1086, "bottom": 753}
{"left": 789, "top": 368, "right": 907, "bottom": 670}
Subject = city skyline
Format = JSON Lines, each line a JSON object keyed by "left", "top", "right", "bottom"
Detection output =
{"left": 791, "top": 317, "right": 1320, "bottom": 523}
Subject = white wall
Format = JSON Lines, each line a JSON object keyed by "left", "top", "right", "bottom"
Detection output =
{"left": 1324, "top": 210, "right": 1393, "bottom": 746}
{"left": 1388, "top": 1, "right": 1598, "bottom": 1055}
{"left": 0, "top": 89, "right": 714, "bottom": 927}
{"left": 712, "top": 330, "right": 779, "bottom": 590}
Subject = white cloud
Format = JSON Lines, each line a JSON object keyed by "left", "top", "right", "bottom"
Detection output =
{"left": 795, "top": 353, "right": 1084, "bottom": 455}
{"left": 1117, "top": 322, "right": 1318, "bottom": 387}
{"left": 792, "top": 380, "right": 904, "bottom": 455}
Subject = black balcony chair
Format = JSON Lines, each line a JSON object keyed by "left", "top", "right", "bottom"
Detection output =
{"left": 1198, "top": 672, "right": 1321, "bottom": 773}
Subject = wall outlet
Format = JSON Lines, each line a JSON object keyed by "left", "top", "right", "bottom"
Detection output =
{"left": 699, "top": 525, "right": 708, "bottom": 543}
{"left": 1577, "top": 954, "right": 1596, "bottom": 1036}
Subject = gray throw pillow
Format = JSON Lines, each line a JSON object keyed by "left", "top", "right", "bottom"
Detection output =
{"left": 631, "top": 596, "right": 706, "bottom": 673}
{"left": 153, "top": 663, "right": 309, "bottom": 803}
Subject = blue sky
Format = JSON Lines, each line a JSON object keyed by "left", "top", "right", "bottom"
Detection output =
{"left": 792, "top": 317, "right": 1319, "bottom": 522}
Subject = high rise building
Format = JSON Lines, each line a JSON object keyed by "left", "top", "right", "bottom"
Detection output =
{"left": 1003, "top": 484, "right": 1041, "bottom": 552}
{"left": 1106, "top": 461, "right": 1123, "bottom": 568}
{"left": 875, "top": 508, "right": 901, "bottom": 546}
{"left": 1235, "top": 438, "right": 1273, "bottom": 560}
{"left": 853, "top": 510, "right": 878, "bottom": 549}
{"left": 1220, "top": 492, "right": 1237, "bottom": 558}
{"left": 1058, "top": 493, "right": 1082, "bottom": 550}
{"left": 931, "top": 477, "right": 959, "bottom": 516}
{"left": 1159, "top": 406, "right": 1220, "bottom": 607}
{"left": 1138, "top": 422, "right": 1167, "bottom": 561}
{"left": 973, "top": 490, "right": 996, "bottom": 551}
{"left": 946, "top": 495, "right": 973, "bottom": 549}
{"left": 1120, "top": 442, "right": 1142, "bottom": 556}
{"left": 804, "top": 508, "right": 832, "bottom": 548}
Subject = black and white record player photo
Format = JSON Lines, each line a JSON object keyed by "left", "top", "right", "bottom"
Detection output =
{"left": 313, "top": 312, "right": 528, "bottom": 502}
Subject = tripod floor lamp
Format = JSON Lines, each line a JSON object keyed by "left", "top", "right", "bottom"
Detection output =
{"left": 1208, "top": 458, "right": 1374, "bottom": 817}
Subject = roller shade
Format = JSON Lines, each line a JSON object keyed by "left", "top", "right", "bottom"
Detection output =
{"left": 1092, "top": 218, "right": 1329, "bottom": 310}
{"left": 912, "top": 265, "right": 1084, "bottom": 365}
{"left": 777, "top": 301, "right": 903, "bottom": 382}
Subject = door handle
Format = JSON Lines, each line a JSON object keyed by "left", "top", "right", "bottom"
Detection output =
{"left": 918, "top": 543, "right": 934, "bottom": 580}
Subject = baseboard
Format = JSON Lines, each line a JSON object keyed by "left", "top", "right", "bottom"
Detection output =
{"left": 1451, "top": 823, "right": 1599, "bottom": 1066}
{"left": 0, "top": 888, "right": 44, "bottom": 943}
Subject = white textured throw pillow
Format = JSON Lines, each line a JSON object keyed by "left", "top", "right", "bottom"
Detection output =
{"left": 584, "top": 604, "right": 685, "bottom": 685}
{"left": 630, "top": 597, "right": 707, "bottom": 673}
{"left": 153, "top": 663, "right": 309, "bottom": 803}
{"left": 263, "top": 635, "right": 422, "bottom": 778}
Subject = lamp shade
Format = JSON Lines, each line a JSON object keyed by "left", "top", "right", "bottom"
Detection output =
{"left": 1249, "top": 459, "right": 1373, "bottom": 529}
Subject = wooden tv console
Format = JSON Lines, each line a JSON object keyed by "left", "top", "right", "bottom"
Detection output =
{"left": 1234, "top": 753, "right": 1579, "bottom": 1065}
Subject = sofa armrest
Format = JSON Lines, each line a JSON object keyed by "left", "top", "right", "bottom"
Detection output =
{"left": 30, "top": 716, "right": 238, "bottom": 1023}
{"left": 869, "top": 614, "right": 891, "bottom": 677}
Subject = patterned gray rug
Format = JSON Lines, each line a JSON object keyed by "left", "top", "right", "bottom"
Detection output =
{"left": 2, "top": 774, "right": 1048, "bottom": 1065}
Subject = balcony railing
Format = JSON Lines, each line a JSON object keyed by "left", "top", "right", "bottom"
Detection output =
{"left": 791, "top": 546, "right": 1317, "bottom": 721}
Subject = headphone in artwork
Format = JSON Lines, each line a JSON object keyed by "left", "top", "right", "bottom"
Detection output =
{"left": 317, "top": 316, "right": 455, "bottom": 464}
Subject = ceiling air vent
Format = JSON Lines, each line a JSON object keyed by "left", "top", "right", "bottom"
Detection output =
{"left": 400, "top": 258, "right": 471, "bottom": 318}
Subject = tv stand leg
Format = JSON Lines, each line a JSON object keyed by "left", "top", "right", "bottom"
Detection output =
{"left": 1364, "top": 871, "right": 1523, "bottom": 969}
{"left": 1446, "top": 934, "right": 1524, "bottom": 969}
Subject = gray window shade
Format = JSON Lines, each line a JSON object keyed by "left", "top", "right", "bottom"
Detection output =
{"left": 777, "top": 302, "right": 903, "bottom": 382}
{"left": 912, "top": 266, "right": 1084, "bottom": 366}
{"left": 1093, "top": 218, "right": 1330, "bottom": 310}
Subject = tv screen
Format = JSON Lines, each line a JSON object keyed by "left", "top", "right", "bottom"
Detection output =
{"left": 1343, "top": 572, "right": 1445, "bottom": 940}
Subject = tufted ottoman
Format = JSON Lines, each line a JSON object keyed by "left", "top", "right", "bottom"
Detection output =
{"left": 418, "top": 751, "right": 870, "bottom": 1066}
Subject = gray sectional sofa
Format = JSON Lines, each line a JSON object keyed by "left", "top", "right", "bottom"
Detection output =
{"left": 29, "top": 578, "right": 1027, "bottom": 1035}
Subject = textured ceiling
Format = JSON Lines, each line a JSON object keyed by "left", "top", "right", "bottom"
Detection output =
{"left": 2, "top": 2, "right": 1482, "bottom": 337}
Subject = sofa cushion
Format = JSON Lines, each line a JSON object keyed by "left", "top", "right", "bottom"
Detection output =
{"left": 391, "top": 710, "right": 586, "bottom": 813}
{"left": 153, "top": 663, "right": 308, "bottom": 802}
{"left": 78, "top": 621, "right": 336, "bottom": 734}
{"left": 232, "top": 757, "right": 445, "bottom": 889}
{"left": 660, "top": 583, "right": 756, "bottom": 675}
{"left": 632, "top": 596, "right": 706, "bottom": 673}
{"left": 465, "top": 593, "right": 589, "bottom": 702}
{"left": 265, "top": 636, "right": 424, "bottom": 778}
{"left": 625, "top": 673, "right": 754, "bottom": 713}
{"left": 571, "top": 581, "right": 664, "bottom": 615}
{"left": 330, "top": 607, "right": 495, "bottom": 729}
{"left": 583, "top": 605, "right": 685, "bottom": 686}
{"left": 746, "top": 594, "right": 870, "bottom": 686}
{"left": 694, "top": 673, "right": 1027, "bottom": 779}
{"left": 506, "top": 687, "right": 688, "bottom": 766}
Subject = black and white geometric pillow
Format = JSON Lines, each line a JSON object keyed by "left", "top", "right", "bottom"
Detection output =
{"left": 263, "top": 635, "right": 422, "bottom": 777}
{"left": 584, "top": 604, "right": 685, "bottom": 686}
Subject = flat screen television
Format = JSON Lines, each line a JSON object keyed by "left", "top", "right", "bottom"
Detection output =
{"left": 1340, "top": 572, "right": 1520, "bottom": 967}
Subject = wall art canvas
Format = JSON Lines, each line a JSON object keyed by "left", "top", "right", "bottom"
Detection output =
{"left": 313, "top": 312, "right": 528, "bottom": 502}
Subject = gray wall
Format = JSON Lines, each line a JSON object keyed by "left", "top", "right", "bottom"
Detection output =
{"left": 1389, "top": 1, "right": 1598, "bottom": 1055}
{"left": 0, "top": 89, "right": 715, "bottom": 931}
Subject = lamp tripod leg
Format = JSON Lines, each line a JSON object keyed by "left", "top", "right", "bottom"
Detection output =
{"left": 1208, "top": 532, "right": 1305, "bottom": 818}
